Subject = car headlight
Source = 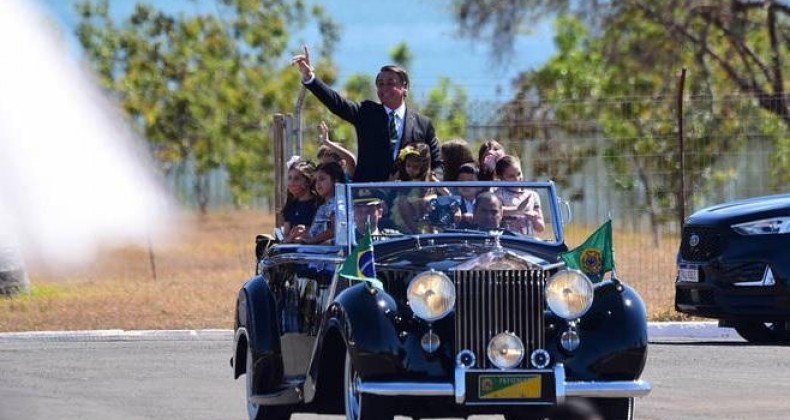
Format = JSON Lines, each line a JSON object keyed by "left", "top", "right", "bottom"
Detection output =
{"left": 545, "top": 270, "right": 594, "bottom": 319}
{"left": 487, "top": 332, "right": 524, "bottom": 369}
{"left": 732, "top": 217, "right": 790, "bottom": 235}
{"left": 407, "top": 270, "right": 456, "bottom": 321}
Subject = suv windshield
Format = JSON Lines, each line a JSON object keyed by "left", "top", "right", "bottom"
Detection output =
{"left": 336, "top": 181, "right": 562, "bottom": 246}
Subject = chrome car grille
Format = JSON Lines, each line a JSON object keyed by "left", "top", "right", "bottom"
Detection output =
{"left": 454, "top": 270, "right": 546, "bottom": 369}
{"left": 680, "top": 227, "right": 725, "bottom": 262}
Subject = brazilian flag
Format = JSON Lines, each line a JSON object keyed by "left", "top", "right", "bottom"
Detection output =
{"left": 560, "top": 220, "right": 614, "bottom": 283}
{"left": 339, "top": 226, "right": 383, "bottom": 289}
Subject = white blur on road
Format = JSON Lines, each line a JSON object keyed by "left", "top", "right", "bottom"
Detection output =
{"left": 0, "top": 0, "right": 176, "bottom": 268}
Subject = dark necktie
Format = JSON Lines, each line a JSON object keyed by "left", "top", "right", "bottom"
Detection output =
{"left": 389, "top": 111, "right": 398, "bottom": 152}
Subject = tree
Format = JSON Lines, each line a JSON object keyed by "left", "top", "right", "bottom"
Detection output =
{"left": 628, "top": 1, "right": 790, "bottom": 188}
{"left": 421, "top": 77, "right": 469, "bottom": 140}
{"left": 451, "top": 0, "right": 789, "bottom": 242}
{"left": 75, "top": 0, "right": 339, "bottom": 212}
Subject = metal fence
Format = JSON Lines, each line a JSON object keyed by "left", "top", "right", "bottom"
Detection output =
{"left": 167, "top": 94, "right": 785, "bottom": 316}
{"left": 460, "top": 95, "right": 782, "bottom": 315}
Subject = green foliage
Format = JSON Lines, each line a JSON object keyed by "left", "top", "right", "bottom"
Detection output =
{"left": 452, "top": 1, "right": 790, "bottom": 240}
{"left": 421, "top": 77, "right": 469, "bottom": 140}
{"left": 343, "top": 74, "right": 376, "bottom": 102}
{"left": 389, "top": 41, "right": 413, "bottom": 70}
{"left": 74, "top": 0, "right": 338, "bottom": 211}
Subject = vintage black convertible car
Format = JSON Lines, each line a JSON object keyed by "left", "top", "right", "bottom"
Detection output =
{"left": 676, "top": 193, "right": 790, "bottom": 343}
{"left": 232, "top": 181, "right": 650, "bottom": 420}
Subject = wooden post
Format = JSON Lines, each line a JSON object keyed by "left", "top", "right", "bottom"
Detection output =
{"left": 677, "top": 68, "right": 687, "bottom": 227}
{"left": 272, "top": 114, "right": 288, "bottom": 227}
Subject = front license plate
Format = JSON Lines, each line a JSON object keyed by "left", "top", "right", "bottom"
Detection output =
{"left": 464, "top": 370, "right": 555, "bottom": 404}
{"left": 678, "top": 265, "right": 699, "bottom": 282}
{"left": 478, "top": 374, "right": 542, "bottom": 399}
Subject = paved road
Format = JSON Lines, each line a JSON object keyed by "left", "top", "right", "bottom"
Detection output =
{"left": 1, "top": 334, "right": 789, "bottom": 420}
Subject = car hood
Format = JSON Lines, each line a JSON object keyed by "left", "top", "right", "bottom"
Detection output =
{"left": 373, "top": 236, "right": 562, "bottom": 272}
{"left": 686, "top": 193, "right": 790, "bottom": 225}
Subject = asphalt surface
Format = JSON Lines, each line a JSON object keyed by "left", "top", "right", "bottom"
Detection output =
{"left": 0, "top": 321, "right": 739, "bottom": 342}
{"left": 2, "top": 325, "right": 789, "bottom": 420}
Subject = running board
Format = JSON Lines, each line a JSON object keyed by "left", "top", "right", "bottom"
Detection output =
{"left": 249, "top": 377, "right": 304, "bottom": 405}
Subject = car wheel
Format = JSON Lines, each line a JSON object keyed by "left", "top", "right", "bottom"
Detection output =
{"left": 593, "top": 397, "right": 633, "bottom": 420}
{"left": 733, "top": 320, "right": 790, "bottom": 344}
{"left": 343, "top": 350, "right": 393, "bottom": 420}
{"left": 246, "top": 345, "right": 291, "bottom": 420}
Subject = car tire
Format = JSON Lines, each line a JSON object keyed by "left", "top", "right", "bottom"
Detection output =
{"left": 733, "top": 320, "right": 790, "bottom": 344}
{"left": 246, "top": 345, "right": 292, "bottom": 420}
{"left": 593, "top": 397, "right": 634, "bottom": 420}
{"left": 343, "top": 350, "right": 393, "bottom": 420}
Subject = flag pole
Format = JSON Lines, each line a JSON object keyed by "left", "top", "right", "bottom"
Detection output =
{"left": 608, "top": 216, "right": 623, "bottom": 291}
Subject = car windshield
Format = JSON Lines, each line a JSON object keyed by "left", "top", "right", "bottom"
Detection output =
{"left": 335, "top": 181, "right": 562, "bottom": 246}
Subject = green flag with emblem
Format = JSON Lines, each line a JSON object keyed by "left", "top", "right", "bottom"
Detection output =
{"left": 339, "top": 225, "right": 383, "bottom": 289}
{"left": 560, "top": 220, "right": 614, "bottom": 283}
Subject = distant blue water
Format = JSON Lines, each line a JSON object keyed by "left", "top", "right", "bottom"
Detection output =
{"left": 35, "top": 0, "right": 555, "bottom": 101}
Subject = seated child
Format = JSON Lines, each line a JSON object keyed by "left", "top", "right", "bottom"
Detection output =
{"left": 282, "top": 160, "right": 318, "bottom": 243}
{"left": 493, "top": 155, "right": 545, "bottom": 234}
{"left": 390, "top": 144, "right": 444, "bottom": 233}
{"left": 477, "top": 139, "right": 506, "bottom": 181}
{"left": 456, "top": 162, "right": 482, "bottom": 228}
{"left": 289, "top": 161, "right": 346, "bottom": 245}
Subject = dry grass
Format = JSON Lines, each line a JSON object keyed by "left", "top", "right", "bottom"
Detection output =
{"left": 0, "top": 211, "right": 271, "bottom": 332}
{"left": 564, "top": 226, "right": 693, "bottom": 322}
{"left": 0, "top": 212, "right": 687, "bottom": 332}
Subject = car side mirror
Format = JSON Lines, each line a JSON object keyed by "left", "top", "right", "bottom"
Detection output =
{"left": 559, "top": 198, "right": 573, "bottom": 225}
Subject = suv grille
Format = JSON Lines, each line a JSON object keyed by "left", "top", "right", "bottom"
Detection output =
{"left": 680, "top": 227, "right": 725, "bottom": 262}
{"left": 454, "top": 270, "right": 546, "bottom": 369}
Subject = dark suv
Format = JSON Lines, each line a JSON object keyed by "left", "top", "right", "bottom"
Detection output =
{"left": 675, "top": 193, "right": 790, "bottom": 343}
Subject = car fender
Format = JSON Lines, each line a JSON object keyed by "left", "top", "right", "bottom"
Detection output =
{"left": 562, "top": 281, "right": 649, "bottom": 381}
{"left": 325, "top": 282, "right": 402, "bottom": 380}
{"left": 233, "top": 274, "right": 284, "bottom": 392}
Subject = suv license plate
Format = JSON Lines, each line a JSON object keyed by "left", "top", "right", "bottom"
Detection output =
{"left": 678, "top": 266, "right": 699, "bottom": 282}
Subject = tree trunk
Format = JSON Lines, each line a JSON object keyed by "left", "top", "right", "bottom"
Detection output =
{"left": 194, "top": 173, "right": 209, "bottom": 214}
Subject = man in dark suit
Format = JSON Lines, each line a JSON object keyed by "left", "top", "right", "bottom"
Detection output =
{"left": 292, "top": 46, "right": 442, "bottom": 182}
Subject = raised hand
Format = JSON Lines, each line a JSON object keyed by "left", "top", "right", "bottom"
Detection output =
{"left": 291, "top": 44, "right": 314, "bottom": 82}
{"left": 318, "top": 121, "right": 330, "bottom": 144}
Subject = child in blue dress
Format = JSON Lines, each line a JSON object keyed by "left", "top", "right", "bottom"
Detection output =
{"left": 290, "top": 161, "right": 346, "bottom": 244}
{"left": 282, "top": 160, "right": 318, "bottom": 243}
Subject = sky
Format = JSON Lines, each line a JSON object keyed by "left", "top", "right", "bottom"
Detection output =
{"left": 33, "top": 0, "right": 556, "bottom": 101}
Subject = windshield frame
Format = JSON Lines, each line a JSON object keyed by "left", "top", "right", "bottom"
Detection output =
{"left": 335, "top": 180, "right": 565, "bottom": 251}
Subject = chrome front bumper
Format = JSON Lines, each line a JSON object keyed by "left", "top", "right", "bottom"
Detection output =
{"left": 356, "top": 364, "right": 651, "bottom": 403}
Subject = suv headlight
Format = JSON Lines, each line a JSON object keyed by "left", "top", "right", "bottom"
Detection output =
{"left": 732, "top": 217, "right": 790, "bottom": 235}
{"left": 407, "top": 270, "right": 455, "bottom": 321}
{"left": 545, "top": 270, "right": 594, "bottom": 319}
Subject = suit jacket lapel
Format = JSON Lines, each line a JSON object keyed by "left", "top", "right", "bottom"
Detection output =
{"left": 401, "top": 108, "right": 414, "bottom": 145}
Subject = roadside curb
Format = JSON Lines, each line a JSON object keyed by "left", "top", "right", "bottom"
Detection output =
{"left": 646, "top": 321, "right": 737, "bottom": 339}
{"left": 0, "top": 322, "right": 737, "bottom": 342}
{"left": 0, "top": 329, "right": 232, "bottom": 342}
